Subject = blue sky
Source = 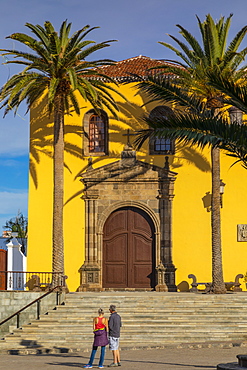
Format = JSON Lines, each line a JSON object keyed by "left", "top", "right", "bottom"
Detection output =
{"left": 0, "top": 0, "right": 247, "bottom": 230}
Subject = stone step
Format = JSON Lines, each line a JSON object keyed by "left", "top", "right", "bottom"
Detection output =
{"left": 2, "top": 292, "right": 247, "bottom": 353}
{"left": 18, "top": 324, "right": 247, "bottom": 331}
{"left": 16, "top": 324, "right": 247, "bottom": 332}
{"left": 65, "top": 294, "right": 247, "bottom": 300}
{"left": 4, "top": 335, "right": 247, "bottom": 343}
{"left": 17, "top": 320, "right": 247, "bottom": 327}
{"left": 40, "top": 312, "right": 247, "bottom": 318}
{"left": 64, "top": 301, "right": 247, "bottom": 306}
{"left": 60, "top": 311, "right": 247, "bottom": 316}
{"left": 54, "top": 306, "right": 247, "bottom": 311}
{"left": 63, "top": 300, "right": 247, "bottom": 304}
{"left": 1, "top": 339, "right": 247, "bottom": 354}
{"left": 5, "top": 335, "right": 243, "bottom": 342}
{"left": 7, "top": 330, "right": 247, "bottom": 339}
{"left": 35, "top": 312, "right": 247, "bottom": 318}
{"left": 68, "top": 297, "right": 246, "bottom": 300}
{"left": 2, "top": 337, "right": 246, "bottom": 351}
{"left": 4, "top": 328, "right": 247, "bottom": 339}
{"left": 36, "top": 318, "right": 247, "bottom": 324}
{"left": 66, "top": 298, "right": 247, "bottom": 300}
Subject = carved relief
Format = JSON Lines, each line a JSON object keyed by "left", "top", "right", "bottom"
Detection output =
{"left": 238, "top": 224, "right": 247, "bottom": 242}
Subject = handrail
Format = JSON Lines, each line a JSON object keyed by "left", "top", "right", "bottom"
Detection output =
{"left": 0, "top": 285, "right": 64, "bottom": 328}
{"left": 0, "top": 271, "right": 64, "bottom": 274}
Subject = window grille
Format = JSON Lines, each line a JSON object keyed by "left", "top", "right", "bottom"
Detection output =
{"left": 149, "top": 106, "right": 175, "bottom": 155}
{"left": 89, "top": 114, "right": 106, "bottom": 153}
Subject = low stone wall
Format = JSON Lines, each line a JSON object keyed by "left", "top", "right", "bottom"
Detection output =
{"left": 0, "top": 291, "right": 66, "bottom": 339}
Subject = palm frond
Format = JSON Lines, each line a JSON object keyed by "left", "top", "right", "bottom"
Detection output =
{"left": 158, "top": 41, "right": 192, "bottom": 67}
{"left": 68, "top": 68, "right": 78, "bottom": 90}
{"left": 76, "top": 40, "right": 116, "bottom": 61}
{"left": 176, "top": 24, "right": 205, "bottom": 60}
{"left": 25, "top": 23, "right": 50, "bottom": 50}
{"left": 67, "top": 90, "right": 80, "bottom": 115}
{"left": 134, "top": 109, "right": 247, "bottom": 168}
{"left": 226, "top": 24, "right": 247, "bottom": 55}
{"left": 135, "top": 75, "right": 204, "bottom": 111}
{"left": 207, "top": 73, "right": 247, "bottom": 114}
{"left": 0, "top": 20, "right": 122, "bottom": 119}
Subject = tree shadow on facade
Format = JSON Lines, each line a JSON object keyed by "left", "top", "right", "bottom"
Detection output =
{"left": 31, "top": 97, "right": 210, "bottom": 205}
{"left": 177, "top": 280, "right": 190, "bottom": 292}
{"left": 112, "top": 101, "right": 211, "bottom": 173}
{"left": 30, "top": 99, "right": 84, "bottom": 189}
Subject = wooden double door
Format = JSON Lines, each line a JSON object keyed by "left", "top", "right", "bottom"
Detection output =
{"left": 103, "top": 207, "right": 155, "bottom": 289}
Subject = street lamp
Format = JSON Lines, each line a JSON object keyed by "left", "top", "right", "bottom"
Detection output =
{"left": 220, "top": 179, "right": 226, "bottom": 208}
{"left": 229, "top": 106, "right": 243, "bottom": 124}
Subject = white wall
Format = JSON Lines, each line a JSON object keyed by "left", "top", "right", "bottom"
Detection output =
{"left": 7, "top": 238, "right": 27, "bottom": 290}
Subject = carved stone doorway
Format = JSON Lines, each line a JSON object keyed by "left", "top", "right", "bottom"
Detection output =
{"left": 78, "top": 148, "right": 177, "bottom": 292}
{"left": 103, "top": 206, "right": 155, "bottom": 289}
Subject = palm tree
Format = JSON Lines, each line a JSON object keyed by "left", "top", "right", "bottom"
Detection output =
{"left": 135, "top": 90, "right": 247, "bottom": 167}
{"left": 135, "top": 77, "right": 247, "bottom": 167}
{"left": 3, "top": 211, "right": 28, "bottom": 254}
{"left": 0, "top": 21, "right": 124, "bottom": 281}
{"left": 135, "top": 14, "right": 247, "bottom": 293}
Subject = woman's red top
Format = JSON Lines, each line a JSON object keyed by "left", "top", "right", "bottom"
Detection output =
{"left": 95, "top": 317, "right": 106, "bottom": 330}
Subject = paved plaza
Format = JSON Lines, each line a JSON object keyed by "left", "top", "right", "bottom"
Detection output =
{"left": 0, "top": 346, "right": 245, "bottom": 370}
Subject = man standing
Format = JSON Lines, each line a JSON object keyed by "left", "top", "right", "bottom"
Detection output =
{"left": 108, "top": 304, "right": 122, "bottom": 367}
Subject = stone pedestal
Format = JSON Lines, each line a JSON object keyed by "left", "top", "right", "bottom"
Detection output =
{"left": 217, "top": 354, "right": 247, "bottom": 369}
{"left": 78, "top": 262, "right": 101, "bottom": 291}
{"left": 164, "top": 263, "right": 177, "bottom": 292}
{"left": 155, "top": 262, "right": 168, "bottom": 292}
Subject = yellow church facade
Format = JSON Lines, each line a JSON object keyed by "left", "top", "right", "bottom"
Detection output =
{"left": 27, "top": 56, "right": 247, "bottom": 292}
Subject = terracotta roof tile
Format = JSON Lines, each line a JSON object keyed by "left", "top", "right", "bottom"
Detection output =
{"left": 97, "top": 55, "right": 174, "bottom": 80}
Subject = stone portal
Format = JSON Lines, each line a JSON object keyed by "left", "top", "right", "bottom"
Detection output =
{"left": 78, "top": 146, "right": 177, "bottom": 292}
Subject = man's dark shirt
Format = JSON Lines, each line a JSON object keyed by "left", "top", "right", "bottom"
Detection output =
{"left": 108, "top": 311, "right": 122, "bottom": 338}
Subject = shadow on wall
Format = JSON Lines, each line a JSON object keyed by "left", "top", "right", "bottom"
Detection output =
{"left": 114, "top": 100, "right": 211, "bottom": 173}
{"left": 30, "top": 95, "right": 84, "bottom": 189}
{"left": 30, "top": 95, "right": 211, "bottom": 204}
{"left": 177, "top": 281, "right": 190, "bottom": 292}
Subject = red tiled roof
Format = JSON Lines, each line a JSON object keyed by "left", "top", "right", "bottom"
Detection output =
{"left": 97, "top": 55, "right": 174, "bottom": 80}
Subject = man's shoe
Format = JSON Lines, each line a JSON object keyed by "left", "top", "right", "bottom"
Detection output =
{"left": 83, "top": 365, "right": 93, "bottom": 368}
{"left": 118, "top": 363, "right": 121, "bottom": 366}
{"left": 108, "top": 363, "right": 118, "bottom": 367}
{"left": 98, "top": 367, "right": 104, "bottom": 369}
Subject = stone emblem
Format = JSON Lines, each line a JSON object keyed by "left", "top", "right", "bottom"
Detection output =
{"left": 237, "top": 224, "right": 247, "bottom": 241}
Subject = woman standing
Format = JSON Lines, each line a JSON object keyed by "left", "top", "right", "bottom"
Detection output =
{"left": 84, "top": 308, "right": 109, "bottom": 368}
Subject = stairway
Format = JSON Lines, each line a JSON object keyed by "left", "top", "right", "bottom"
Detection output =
{"left": 1, "top": 292, "right": 247, "bottom": 354}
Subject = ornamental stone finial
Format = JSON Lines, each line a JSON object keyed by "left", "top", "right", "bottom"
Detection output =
{"left": 164, "top": 156, "right": 170, "bottom": 171}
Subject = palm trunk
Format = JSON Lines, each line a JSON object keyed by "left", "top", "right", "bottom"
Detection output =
{"left": 211, "top": 147, "right": 226, "bottom": 293}
{"left": 52, "top": 95, "right": 65, "bottom": 283}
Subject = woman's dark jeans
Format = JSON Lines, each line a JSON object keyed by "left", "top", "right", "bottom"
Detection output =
{"left": 88, "top": 345, "right": 106, "bottom": 367}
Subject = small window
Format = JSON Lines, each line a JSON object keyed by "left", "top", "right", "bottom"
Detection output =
{"left": 154, "top": 138, "right": 173, "bottom": 152}
{"left": 83, "top": 110, "right": 108, "bottom": 156}
{"left": 149, "top": 106, "right": 175, "bottom": 155}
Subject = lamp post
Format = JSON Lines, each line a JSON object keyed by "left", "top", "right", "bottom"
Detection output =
{"left": 229, "top": 106, "right": 243, "bottom": 124}
{"left": 220, "top": 179, "right": 226, "bottom": 208}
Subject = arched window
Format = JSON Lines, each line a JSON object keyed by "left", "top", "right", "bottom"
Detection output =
{"left": 149, "top": 106, "right": 175, "bottom": 155}
{"left": 89, "top": 114, "right": 106, "bottom": 153}
{"left": 83, "top": 110, "right": 108, "bottom": 156}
